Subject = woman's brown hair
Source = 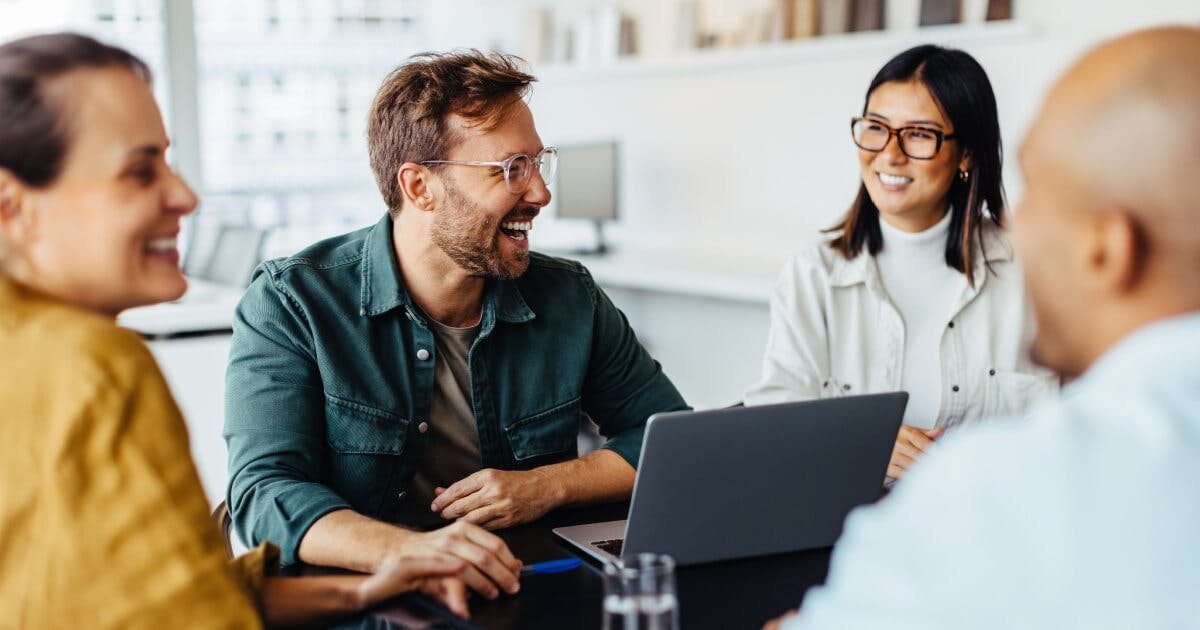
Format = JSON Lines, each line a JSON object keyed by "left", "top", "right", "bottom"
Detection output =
{"left": 0, "top": 32, "right": 151, "bottom": 188}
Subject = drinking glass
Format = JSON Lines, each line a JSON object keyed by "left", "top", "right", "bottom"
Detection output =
{"left": 601, "top": 553, "right": 679, "bottom": 630}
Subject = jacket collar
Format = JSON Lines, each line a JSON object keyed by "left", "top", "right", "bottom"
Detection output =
{"left": 358, "top": 213, "right": 536, "bottom": 325}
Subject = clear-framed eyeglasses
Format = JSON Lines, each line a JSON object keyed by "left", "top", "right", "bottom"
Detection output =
{"left": 850, "top": 117, "right": 957, "bottom": 160}
{"left": 421, "top": 146, "right": 559, "bottom": 194}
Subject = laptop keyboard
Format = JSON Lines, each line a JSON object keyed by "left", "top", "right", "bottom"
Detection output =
{"left": 593, "top": 538, "right": 624, "bottom": 556}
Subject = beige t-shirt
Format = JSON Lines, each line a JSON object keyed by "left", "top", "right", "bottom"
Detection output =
{"left": 397, "top": 318, "right": 483, "bottom": 525}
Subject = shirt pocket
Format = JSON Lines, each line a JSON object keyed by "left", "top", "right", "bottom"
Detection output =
{"left": 325, "top": 394, "right": 410, "bottom": 514}
{"left": 983, "top": 371, "right": 1059, "bottom": 419}
{"left": 504, "top": 397, "right": 581, "bottom": 466}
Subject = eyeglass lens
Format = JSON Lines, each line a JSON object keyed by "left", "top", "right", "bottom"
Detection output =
{"left": 852, "top": 120, "right": 940, "bottom": 159}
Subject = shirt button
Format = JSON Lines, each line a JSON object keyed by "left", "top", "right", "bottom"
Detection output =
{"left": 418, "top": 421, "right": 429, "bottom": 433}
{"left": 948, "top": 321, "right": 955, "bottom": 329}
{"left": 952, "top": 385, "right": 960, "bottom": 392}
{"left": 989, "top": 369, "right": 996, "bottom": 376}
{"left": 842, "top": 384, "right": 851, "bottom": 392}
{"left": 416, "top": 348, "right": 430, "bottom": 361}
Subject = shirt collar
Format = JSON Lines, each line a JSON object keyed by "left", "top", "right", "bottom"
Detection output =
{"left": 358, "top": 213, "right": 536, "bottom": 325}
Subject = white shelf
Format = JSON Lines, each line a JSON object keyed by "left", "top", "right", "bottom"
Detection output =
{"left": 573, "top": 247, "right": 784, "bottom": 305}
{"left": 536, "top": 20, "right": 1034, "bottom": 83}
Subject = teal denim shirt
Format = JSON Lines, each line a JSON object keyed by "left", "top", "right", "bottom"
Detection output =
{"left": 224, "top": 214, "right": 688, "bottom": 565}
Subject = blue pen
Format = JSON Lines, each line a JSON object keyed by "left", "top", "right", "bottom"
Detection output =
{"left": 520, "top": 557, "right": 582, "bottom": 576}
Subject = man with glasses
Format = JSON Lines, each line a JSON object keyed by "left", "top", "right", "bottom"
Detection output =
{"left": 224, "top": 51, "right": 687, "bottom": 600}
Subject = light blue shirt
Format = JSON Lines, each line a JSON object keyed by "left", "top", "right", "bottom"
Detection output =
{"left": 785, "top": 312, "right": 1200, "bottom": 630}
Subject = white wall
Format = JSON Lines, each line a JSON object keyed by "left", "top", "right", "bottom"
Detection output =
{"left": 425, "top": 0, "right": 1200, "bottom": 258}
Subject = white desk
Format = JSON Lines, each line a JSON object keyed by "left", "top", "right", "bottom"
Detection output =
{"left": 117, "top": 278, "right": 241, "bottom": 338}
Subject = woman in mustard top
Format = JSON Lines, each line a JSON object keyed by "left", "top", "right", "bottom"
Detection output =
{"left": 0, "top": 33, "right": 470, "bottom": 628}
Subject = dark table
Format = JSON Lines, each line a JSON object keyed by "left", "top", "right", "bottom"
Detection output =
{"left": 332, "top": 501, "right": 832, "bottom": 629}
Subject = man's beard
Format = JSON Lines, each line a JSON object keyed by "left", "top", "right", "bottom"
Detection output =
{"left": 431, "top": 180, "right": 530, "bottom": 280}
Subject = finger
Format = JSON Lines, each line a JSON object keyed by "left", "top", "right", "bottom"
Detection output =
{"left": 924, "top": 427, "right": 945, "bottom": 440}
{"left": 902, "top": 428, "right": 935, "bottom": 452}
{"left": 360, "top": 555, "right": 464, "bottom": 604}
{"left": 887, "top": 463, "right": 905, "bottom": 479}
{"left": 428, "top": 577, "right": 470, "bottom": 619}
{"left": 432, "top": 473, "right": 486, "bottom": 512}
{"left": 434, "top": 487, "right": 446, "bottom": 496}
{"left": 456, "top": 563, "right": 501, "bottom": 599}
{"left": 440, "top": 489, "right": 494, "bottom": 521}
{"left": 461, "top": 504, "right": 507, "bottom": 530}
{"left": 461, "top": 522, "right": 522, "bottom": 573}
{"left": 890, "top": 450, "right": 914, "bottom": 472}
{"left": 444, "top": 536, "right": 520, "bottom": 595}
{"left": 893, "top": 440, "right": 922, "bottom": 461}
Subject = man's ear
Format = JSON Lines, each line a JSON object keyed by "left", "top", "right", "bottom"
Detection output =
{"left": 397, "top": 163, "right": 439, "bottom": 213}
{"left": 1086, "top": 208, "right": 1145, "bottom": 295}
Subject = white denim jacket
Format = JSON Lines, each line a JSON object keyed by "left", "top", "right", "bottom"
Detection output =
{"left": 745, "top": 221, "right": 1058, "bottom": 429}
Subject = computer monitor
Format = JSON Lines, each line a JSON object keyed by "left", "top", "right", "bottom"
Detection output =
{"left": 552, "top": 141, "right": 618, "bottom": 254}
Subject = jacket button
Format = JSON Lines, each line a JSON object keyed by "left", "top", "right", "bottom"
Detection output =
{"left": 418, "top": 421, "right": 429, "bottom": 433}
{"left": 416, "top": 348, "right": 431, "bottom": 361}
{"left": 397, "top": 491, "right": 406, "bottom": 501}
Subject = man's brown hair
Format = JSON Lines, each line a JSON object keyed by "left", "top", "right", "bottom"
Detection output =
{"left": 367, "top": 50, "right": 534, "bottom": 217}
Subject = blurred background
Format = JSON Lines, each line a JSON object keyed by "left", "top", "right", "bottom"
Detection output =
{"left": 3, "top": 0, "right": 1196, "bottom": 502}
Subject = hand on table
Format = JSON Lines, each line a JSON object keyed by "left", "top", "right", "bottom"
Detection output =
{"left": 888, "top": 425, "right": 944, "bottom": 479}
{"left": 395, "top": 520, "right": 522, "bottom": 600}
{"left": 357, "top": 553, "right": 469, "bottom": 617}
{"left": 432, "top": 468, "right": 561, "bottom": 530}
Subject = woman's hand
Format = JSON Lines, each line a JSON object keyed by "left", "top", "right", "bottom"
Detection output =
{"left": 357, "top": 554, "right": 469, "bottom": 617}
{"left": 887, "top": 425, "right": 944, "bottom": 479}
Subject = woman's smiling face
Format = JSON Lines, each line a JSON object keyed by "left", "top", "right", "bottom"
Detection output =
{"left": 12, "top": 65, "right": 197, "bottom": 316}
{"left": 858, "top": 79, "right": 969, "bottom": 233}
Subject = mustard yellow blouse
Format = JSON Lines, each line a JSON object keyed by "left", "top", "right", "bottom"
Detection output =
{"left": 0, "top": 276, "right": 275, "bottom": 629}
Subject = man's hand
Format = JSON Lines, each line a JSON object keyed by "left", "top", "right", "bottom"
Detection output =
{"left": 357, "top": 554, "right": 469, "bottom": 617}
{"left": 431, "top": 468, "right": 563, "bottom": 530}
{"left": 394, "top": 520, "right": 522, "bottom": 600}
{"left": 888, "top": 425, "right": 944, "bottom": 479}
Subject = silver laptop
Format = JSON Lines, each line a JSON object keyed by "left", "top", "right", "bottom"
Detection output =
{"left": 554, "top": 393, "right": 907, "bottom": 566}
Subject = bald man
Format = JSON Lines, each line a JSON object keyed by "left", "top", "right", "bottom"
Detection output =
{"left": 766, "top": 26, "right": 1200, "bottom": 630}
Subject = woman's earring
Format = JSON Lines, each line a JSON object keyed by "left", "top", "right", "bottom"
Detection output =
{"left": 958, "top": 168, "right": 969, "bottom": 182}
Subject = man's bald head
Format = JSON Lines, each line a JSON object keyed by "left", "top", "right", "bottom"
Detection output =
{"left": 1014, "top": 26, "right": 1200, "bottom": 377}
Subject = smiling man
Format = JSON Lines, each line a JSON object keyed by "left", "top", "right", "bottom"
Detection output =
{"left": 224, "top": 51, "right": 687, "bottom": 600}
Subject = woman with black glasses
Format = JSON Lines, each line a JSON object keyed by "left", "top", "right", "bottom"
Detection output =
{"left": 745, "top": 45, "right": 1057, "bottom": 482}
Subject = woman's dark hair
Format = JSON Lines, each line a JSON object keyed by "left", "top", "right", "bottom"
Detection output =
{"left": 0, "top": 32, "right": 151, "bottom": 188}
{"left": 827, "top": 44, "right": 1005, "bottom": 286}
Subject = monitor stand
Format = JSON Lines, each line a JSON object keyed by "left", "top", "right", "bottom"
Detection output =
{"left": 548, "top": 220, "right": 611, "bottom": 257}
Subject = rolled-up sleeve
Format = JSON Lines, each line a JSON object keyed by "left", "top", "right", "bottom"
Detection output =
{"left": 224, "top": 266, "right": 351, "bottom": 566}
{"left": 580, "top": 270, "right": 689, "bottom": 468}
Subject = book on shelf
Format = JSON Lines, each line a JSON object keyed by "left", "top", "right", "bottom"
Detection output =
{"left": 850, "top": 0, "right": 884, "bottom": 32}
{"left": 792, "top": 0, "right": 820, "bottom": 38}
{"left": 919, "top": 0, "right": 959, "bottom": 26}
{"left": 987, "top": 0, "right": 1013, "bottom": 20}
{"left": 819, "top": 0, "right": 851, "bottom": 35}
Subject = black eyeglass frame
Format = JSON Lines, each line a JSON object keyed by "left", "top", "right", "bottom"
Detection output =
{"left": 850, "top": 116, "right": 958, "bottom": 160}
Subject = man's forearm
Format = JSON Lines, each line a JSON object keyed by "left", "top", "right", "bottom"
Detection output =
{"left": 297, "top": 509, "right": 416, "bottom": 573}
{"left": 536, "top": 448, "right": 636, "bottom": 508}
